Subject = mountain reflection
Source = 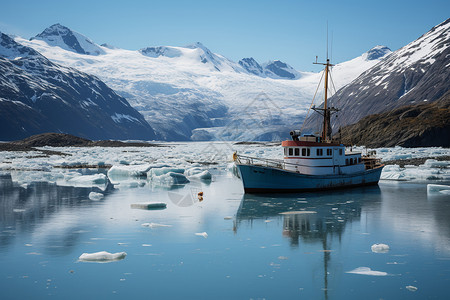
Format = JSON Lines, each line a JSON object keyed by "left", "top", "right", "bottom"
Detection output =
{"left": 0, "top": 172, "right": 114, "bottom": 254}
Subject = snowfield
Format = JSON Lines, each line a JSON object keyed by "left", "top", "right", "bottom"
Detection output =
{"left": 15, "top": 25, "right": 391, "bottom": 141}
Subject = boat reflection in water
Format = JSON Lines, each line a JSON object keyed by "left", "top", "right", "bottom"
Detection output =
{"left": 235, "top": 186, "right": 382, "bottom": 299}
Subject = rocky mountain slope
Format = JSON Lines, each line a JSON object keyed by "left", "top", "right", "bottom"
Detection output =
{"left": 336, "top": 91, "right": 450, "bottom": 147}
{"left": 0, "top": 32, "right": 156, "bottom": 141}
{"left": 15, "top": 24, "right": 390, "bottom": 141}
{"left": 303, "top": 18, "right": 450, "bottom": 135}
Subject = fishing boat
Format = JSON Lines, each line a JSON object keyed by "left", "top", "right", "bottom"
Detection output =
{"left": 233, "top": 58, "right": 384, "bottom": 193}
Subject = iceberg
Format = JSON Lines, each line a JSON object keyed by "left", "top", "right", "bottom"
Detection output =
{"left": 185, "top": 167, "right": 212, "bottom": 181}
{"left": 148, "top": 167, "right": 184, "bottom": 177}
{"left": 427, "top": 184, "right": 450, "bottom": 194}
{"left": 346, "top": 267, "right": 388, "bottom": 276}
{"left": 88, "top": 192, "right": 104, "bottom": 201}
{"left": 78, "top": 251, "right": 126, "bottom": 262}
{"left": 150, "top": 171, "right": 190, "bottom": 186}
{"left": 371, "top": 243, "right": 390, "bottom": 253}
{"left": 107, "top": 164, "right": 156, "bottom": 179}
{"left": 141, "top": 222, "right": 172, "bottom": 228}
{"left": 195, "top": 232, "right": 208, "bottom": 238}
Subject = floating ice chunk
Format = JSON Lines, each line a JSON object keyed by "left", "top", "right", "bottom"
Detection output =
{"left": 195, "top": 232, "right": 208, "bottom": 238}
{"left": 380, "top": 165, "right": 406, "bottom": 181}
{"left": 108, "top": 164, "right": 156, "bottom": 180}
{"left": 131, "top": 202, "right": 167, "bottom": 210}
{"left": 427, "top": 184, "right": 450, "bottom": 194}
{"left": 406, "top": 285, "right": 418, "bottom": 292}
{"left": 148, "top": 167, "right": 184, "bottom": 177}
{"left": 423, "top": 159, "right": 449, "bottom": 168}
{"left": 346, "top": 267, "right": 388, "bottom": 276}
{"left": 371, "top": 243, "right": 390, "bottom": 253}
{"left": 59, "top": 173, "right": 108, "bottom": 189}
{"left": 78, "top": 251, "right": 126, "bottom": 262}
{"left": 224, "top": 216, "right": 233, "bottom": 220}
{"left": 150, "top": 172, "right": 190, "bottom": 185}
{"left": 89, "top": 192, "right": 104, "bottom": 201}
{"left": 185, "top": 167, "right": 212, "bottom": 181}
{"left": 141, "top": 222, "right": 172, "bottom": 228}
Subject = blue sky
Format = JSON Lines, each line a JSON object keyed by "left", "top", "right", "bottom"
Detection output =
{"left": 1, "top": 0, "right": 448, "bottom": 71}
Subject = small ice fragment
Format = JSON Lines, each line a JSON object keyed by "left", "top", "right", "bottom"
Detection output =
{"left": 427, "top": 184, "right": 450, "bottom": 194}
{"left": 346, "top": 267, "right": 388, "bottom": 276}
{"left": 89, "top": 192, "right": 104, "bottom": 201}
{"left": 117, "top": 243, "right": 127, "bottom": 246}
{"left": 25, "top": 244, "right": 32, "bottom": 247}
{"left": 141, "top": 222, "right": 172, "bottom": 228}
{"left": 224, "top": 216, "right": 233, "bottom": 220}
{"left": 264, "top": 220, "right": 272, "bottom": 223}
{"left": 78, "top": 251, "right": 126, "bottom": 262}
{"left": 406, "top": 285, "right": 418, "bottom": 292}
{"left": 195, "top": 232, "right": 208, "bottom": 238}
{"left": 131, "top": 202, "right": 167, "bottom": 210}
{"left": 278, "top": 256, "right": 289, "bottom": 260}
{"left": 142, "top": 244, "right": 152, "bottom": 247}
{"left": 371, "top": 243, "right": 390, "bottom": 253}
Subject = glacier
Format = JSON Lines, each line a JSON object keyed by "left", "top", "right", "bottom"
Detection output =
{"left": 14, "top": 24, "right": 391, "bottom": 141}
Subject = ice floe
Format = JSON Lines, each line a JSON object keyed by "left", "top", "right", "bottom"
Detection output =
{"left": 195, "top": 232, "right": 208, "bottom": 238}
{"left": 78, "top": 251, "right": 127, "bottom": 262}
{"left": 346, "top": 267, "right": 388, "bottom": 276}
{"left": 141, "top": 222, "right": 172, "bottom": 228}
{"left": 371, "top": 243, "right": 390, "bottom": 253}
{"left": 427, "top": 184, "right": 450, "bottom": 194}
{"left": 88, "top": 192, "right": 104, "bottom": 201}
{"left": 185, "top": 167, "right": 212, "bottom": 181}
{"left": 406, "top": 285, "right": 418, "bottom": 292}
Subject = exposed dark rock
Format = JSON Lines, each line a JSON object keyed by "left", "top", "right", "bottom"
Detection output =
{"left": 0, "top": 33, "right": 157, "bottom": 141}
{"left": 336, "top": 92, "right": 450, "bottom": 147}
{"left": 0, "top": 133, "right": 161, "bottom": 154}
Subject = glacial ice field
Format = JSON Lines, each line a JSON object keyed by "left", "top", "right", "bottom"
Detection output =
{"left": 1, "top": 142, "right": 450, "bottom": 299}
{"left": 0, "top": 142, "right": 449, "bottom": 188}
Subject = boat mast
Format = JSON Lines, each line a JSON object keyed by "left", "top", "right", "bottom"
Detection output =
{"left": 312, "top": 58, "right": 338, "bottom": 142}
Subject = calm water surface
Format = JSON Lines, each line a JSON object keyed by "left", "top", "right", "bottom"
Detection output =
{"left": 1, "top": 172, "right": 450, "bottom": 299}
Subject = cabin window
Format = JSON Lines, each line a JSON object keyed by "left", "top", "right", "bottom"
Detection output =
{"left": 284, "top": 148, "right": 287, "bottom": 156}
{"left": 346, "top": 159, "right": 349, "bottom": 165}
{"left": 288, "top": 148, "right": 293, "bottom": 156}
{"left": 339, "top": 149, "right": 343, "bottom": 155}
{"left": 294, "top": 148, "right": 299, "bottom": 156}
{"left": 301, "top": 148, "right": 310, "bottom": 156}
{"left": 358, "top": 158, "right": 361, "bottom": 163}
{"left": 326, "top": 149, "right": 332, "bottom": 156}
{"left": 317, "top": 148, "right": 323, "bottom": 156}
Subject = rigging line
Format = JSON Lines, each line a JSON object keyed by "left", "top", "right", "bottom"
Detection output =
{"left": 300, "top": 70, "right": 325, "bottom": 132}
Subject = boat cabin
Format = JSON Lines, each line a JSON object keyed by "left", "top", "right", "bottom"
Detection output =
{"left": 281, "top": 136, "right": 365, "bottom": 175}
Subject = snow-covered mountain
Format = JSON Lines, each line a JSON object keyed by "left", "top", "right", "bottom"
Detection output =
{"left": 0, "top": 32, "right": 156, "bottom": 141}
{"left": 15, "top": 24, "right": 390, "bottom": 141}
{"left": 31, "top": 23, "right": 105, "bottom": 55}
{"left": 239, "top": 58, "right": 302, "bottom": 79}
{"left": 303, "top": 19, "right": 450, "bottom": 134}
